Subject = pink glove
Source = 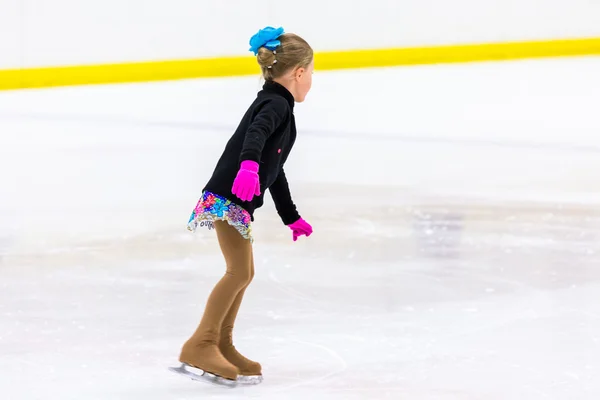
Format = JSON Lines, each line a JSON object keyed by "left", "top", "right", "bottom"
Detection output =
{"left": 288, "top": 218, "right": 313, "bottom": 241}
{"left": 232, "top": 160, "right": 261, "bottom": 202}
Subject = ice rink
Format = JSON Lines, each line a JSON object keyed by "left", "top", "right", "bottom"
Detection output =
{"left": 1, "top": 56, "right": 600, "bottom": 399}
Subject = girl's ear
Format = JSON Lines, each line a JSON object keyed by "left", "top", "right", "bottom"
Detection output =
{"left": 294, "top": 67, "right": 305, "bottom": 81}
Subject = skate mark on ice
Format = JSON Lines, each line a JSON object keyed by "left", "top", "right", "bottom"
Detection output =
{"left": 562, "top": 307, "right": 600, "bottom": 321}
{"left": 269, "top": 338, "right": 348, "bottom": 393}
{"left": 268, "top": 270, "right": 323, "bottom": 306}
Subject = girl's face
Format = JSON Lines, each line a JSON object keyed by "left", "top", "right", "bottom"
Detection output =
{"left": 292, "top": 59, "right": 314, "bottom": 103}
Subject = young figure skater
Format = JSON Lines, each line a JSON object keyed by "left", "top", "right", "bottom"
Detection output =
{"left": 172, "top": 27, "right": 314, "bottom": 386}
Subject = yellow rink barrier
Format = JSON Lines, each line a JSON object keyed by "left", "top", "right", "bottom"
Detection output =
{"left": 1, "top": 37, "right": 600, "bottom": 90}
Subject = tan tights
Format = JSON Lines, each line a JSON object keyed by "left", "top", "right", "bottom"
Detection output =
{"left": 179, "top": 220, "right": 260, "bottom": 380}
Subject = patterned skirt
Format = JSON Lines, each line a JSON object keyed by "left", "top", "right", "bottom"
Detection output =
{"left": 187, "top": 191, "right": 253, "bottom": 242}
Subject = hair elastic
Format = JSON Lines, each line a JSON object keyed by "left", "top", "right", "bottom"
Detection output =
{"left": 267, "top": 50, "right": 278, "bottom": 69}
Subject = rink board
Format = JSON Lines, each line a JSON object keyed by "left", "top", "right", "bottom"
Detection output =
{"left": 1, "top": 37, "right": 600, "bottom": 90}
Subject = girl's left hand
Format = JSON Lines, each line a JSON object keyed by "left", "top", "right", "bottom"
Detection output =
{"left": 287, "top": 218, "right": 313, "bottom": 241}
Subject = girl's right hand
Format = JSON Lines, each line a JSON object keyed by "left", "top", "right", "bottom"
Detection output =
{"left": 231, "top": 160, "right": 261, "bottom": 202}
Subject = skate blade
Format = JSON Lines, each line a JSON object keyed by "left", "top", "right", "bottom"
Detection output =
{"left": 236, "top": 375, "right": 263, "bottom": 385}
{"left": 168, "top": 363, "right": 238, "bottom": 388}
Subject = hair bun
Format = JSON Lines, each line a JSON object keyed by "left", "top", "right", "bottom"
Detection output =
{"left": 257, "top": 47, "right": 276, "bottom": 69}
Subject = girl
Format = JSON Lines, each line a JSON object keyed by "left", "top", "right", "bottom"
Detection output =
{"left": 172, "top": 27, "right": 314, "bottom": 386}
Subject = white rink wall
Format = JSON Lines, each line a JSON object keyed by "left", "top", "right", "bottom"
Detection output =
{"left": 1, "top": 0, "right": 600, "bottom": 69}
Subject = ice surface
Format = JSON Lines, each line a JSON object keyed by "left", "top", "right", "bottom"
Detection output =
{"left": 1, "top": 57, "right": 600, "bottom": 399}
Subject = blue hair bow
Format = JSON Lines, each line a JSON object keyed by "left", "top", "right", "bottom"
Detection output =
{"left": 249, "top": 26, "right": 285, "bottom": 56}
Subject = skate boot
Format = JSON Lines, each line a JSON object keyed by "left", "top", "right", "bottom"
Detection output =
{"left": 220, "top": 328, "right": 263, "bottom": 384}
{"left": 175, "top": 341, "right": 240, "bottom": 386}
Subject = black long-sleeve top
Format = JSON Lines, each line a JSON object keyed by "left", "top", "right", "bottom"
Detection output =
{"left": 202, "top": 80, "right": 301, "bottom": 225}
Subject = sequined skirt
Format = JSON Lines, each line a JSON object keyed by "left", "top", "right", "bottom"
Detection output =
{"left": 187, "top": 191, "right": 253, "bottom": 242}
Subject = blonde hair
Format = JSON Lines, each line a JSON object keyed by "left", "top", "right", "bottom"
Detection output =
{"left": 256, "top": 33, "right": 313, "bottom": 81}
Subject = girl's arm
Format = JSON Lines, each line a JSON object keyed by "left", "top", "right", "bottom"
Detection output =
{"left": 269, "top": 167, "right": 301, "bottom": 225}
{"left": 231, "top": 98, "right": 288, "bottom": 202}
{"left": 239, "top": 98, "right": 288, "bottom": 163}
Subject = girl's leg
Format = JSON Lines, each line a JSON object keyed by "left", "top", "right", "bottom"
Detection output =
{"left": 179, "top": 220, "right": 253, "bottom": 380}
{"left": 219, "top": 252, "right": 262, "bottom": 378}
